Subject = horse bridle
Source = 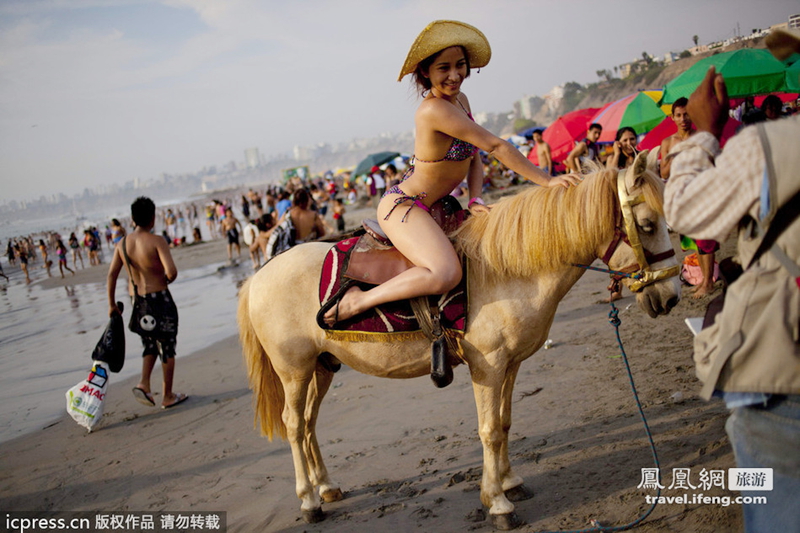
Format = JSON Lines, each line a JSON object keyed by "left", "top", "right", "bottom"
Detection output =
{"left": 600, "top": 170, "right": 680, "bottom": 293}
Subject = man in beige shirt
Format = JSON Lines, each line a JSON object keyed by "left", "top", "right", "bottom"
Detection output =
{"left": 107, "top": 196, "right": 187, "bottom": 410}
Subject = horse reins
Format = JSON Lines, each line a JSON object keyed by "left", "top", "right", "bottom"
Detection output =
{"left": 573, "top": 170, "right": 680, "bottom": 292}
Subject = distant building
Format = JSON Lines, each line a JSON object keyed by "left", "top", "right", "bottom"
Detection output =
{"left": 244, "top": 147, "right": 261, "bottom": 169}
{"left": 663, "top": 52, "right": 680, "bottom": 64}
{"left": 543, "top": 85, "right": 564, "bottom": 114}
{"left": 790, "top": 14, "right": 800, "bottom": 29}
{"left": 618, "top": 62, "right": 634, "bottom": 78}
{"left": 516, "top": 95, "right": 544, "bottom": 120}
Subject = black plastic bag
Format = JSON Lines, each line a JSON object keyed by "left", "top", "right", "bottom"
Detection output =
{"left": 92, "top": 301, "right": 125, "bottom": 373}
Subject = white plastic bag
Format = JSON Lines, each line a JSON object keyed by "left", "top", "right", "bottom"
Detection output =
{"left": 65, "top": 361, "right": 110, "bottom": 432}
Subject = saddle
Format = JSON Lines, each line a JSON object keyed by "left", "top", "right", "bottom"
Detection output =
{"left": 316, "top": 195, "right": 469, "bottom": 388}
{"left": 345, "top": 195, "right": 467, "bottom": 284}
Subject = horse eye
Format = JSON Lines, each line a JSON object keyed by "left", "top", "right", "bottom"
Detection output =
{"left": 639, "top": 222, "right": 655, "bottom": 234}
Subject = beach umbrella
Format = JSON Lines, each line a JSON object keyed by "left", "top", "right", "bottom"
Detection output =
{"left": 528, "top": 107, "right": 600, "bottom": 166}
{"left": 785, "top": 61, "right": 800, "bottom": 92}
{"left": 661, "top": 49, "right": 789, "bottom": 104}
{"left": 729, "top": 92, "right": 799, "bottom": 108}
{"left": 352, "top": 151, "right": 400, "bottom": 177}
{"left": 589, "top": 91, "right": 668, "bottom": 142}
{"left": 637, "top": 116, "right": 742, "bottom": 152}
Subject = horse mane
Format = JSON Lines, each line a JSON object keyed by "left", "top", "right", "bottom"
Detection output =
{"left": 453, "top": 166, "right": 664, "bottom": 279}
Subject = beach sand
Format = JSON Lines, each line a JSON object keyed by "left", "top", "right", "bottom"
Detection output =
{"left": 0, "top": 192, "right": 742, "bottom": 532}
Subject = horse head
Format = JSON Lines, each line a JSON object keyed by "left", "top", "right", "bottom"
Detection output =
{"left": 599, "top": 151, "right": 681, "bottom": 317}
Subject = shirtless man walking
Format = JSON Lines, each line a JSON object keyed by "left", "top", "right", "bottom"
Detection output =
{"left": 107, "top": 196, "right": 187, "bottom": 410}
{"left": 220, "top": 207, "right": 243, "bottom": 262}
{"left": 532, "top": 130, "right": 553, "bottom": 176}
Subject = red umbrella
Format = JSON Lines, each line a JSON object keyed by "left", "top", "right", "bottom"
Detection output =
{"left": 728, "top": 92, "right": 798, "bottom": 108}
{"left": 637, "top": 116, "right": 742, "bottom": 153}
{"left": 528, "top": 107, "right": 600, "bottom": 166}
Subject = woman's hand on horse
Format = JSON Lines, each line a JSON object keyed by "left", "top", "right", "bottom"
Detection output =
{"left": 549, "top": 173, "right": 582, "bottom": 188}
{"left": 469, "top": 203, "right": 491, "bottom": 214}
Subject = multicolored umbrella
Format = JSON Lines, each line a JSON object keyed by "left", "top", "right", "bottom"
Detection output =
{"left": 528, "top": 107, "right": 600, "bottom": 166}
{"left": 589, "top": 91, "right": 668, "bottom": 142}
{"left": 661, "top": 49, "right": 789, "bottom": 104}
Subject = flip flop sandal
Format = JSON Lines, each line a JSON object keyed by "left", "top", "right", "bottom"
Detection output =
{"left": 132, "top": 387, "right": 155, "bottom": 407}
{"left": 161, "top": 393, "right": 188, "bottom": 410}
{"left": 315, "top": 279, "right": 355, "bottom": 330}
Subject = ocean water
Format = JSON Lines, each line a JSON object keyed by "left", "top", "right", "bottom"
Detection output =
{"left": 0, "top": 258, "right": 250, "bottom": 443}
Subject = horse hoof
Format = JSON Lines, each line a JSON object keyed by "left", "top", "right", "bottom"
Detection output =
{"left": 321, "top": 487, "right": 344, "bottom": 503}
{"left": 505, "top": 484, "right": 534, "bottom": 502}
{"left": 302, "top": 508, "right": 325, "bottom": 523}
{"left": 491, "top": 511, "right": 521, "bottom": 531}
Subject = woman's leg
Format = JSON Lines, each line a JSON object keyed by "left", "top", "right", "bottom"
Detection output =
{"left": 323, "top": 195, "right": 461, "bottom": 325}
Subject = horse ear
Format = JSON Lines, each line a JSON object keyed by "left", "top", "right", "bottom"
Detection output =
{"left": 625, "top": 150, "right": 650, "bottom": 190}
{"left": 645, "top": 148, "right": 659, "bottom": 174}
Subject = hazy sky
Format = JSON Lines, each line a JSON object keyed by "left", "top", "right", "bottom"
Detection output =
{"left": 1, "top": 0, "right": 796, "bottom": 202}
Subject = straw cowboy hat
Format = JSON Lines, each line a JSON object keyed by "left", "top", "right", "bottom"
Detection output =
{"left": 766, "top": 27, "right": 800, "bottom": 60}
{"left": 398, "top": 20, "right": 491, "bottom": 82}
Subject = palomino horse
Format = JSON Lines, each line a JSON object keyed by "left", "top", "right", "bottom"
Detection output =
{"left": 238, "top": 152, "right": 681, "bottom": 529}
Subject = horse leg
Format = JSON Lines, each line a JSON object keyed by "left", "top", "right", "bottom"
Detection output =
{"left": 470, "top": 366, "right": 522, "bottom": 530}
{"left": 303, "top": 365, "right": 344, "bottom": 503}
{"left": 281, "top": 376, "right": 325, "bottom": 523}
{"left": 499, "top": 363, "right": 534, "bottom": 502}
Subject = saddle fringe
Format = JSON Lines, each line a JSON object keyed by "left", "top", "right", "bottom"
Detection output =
{"left": 323, "top": 329, "right": 428, "bottom": 343}
{"left": 322, "top": 328, "right": 465, "bottom": 363}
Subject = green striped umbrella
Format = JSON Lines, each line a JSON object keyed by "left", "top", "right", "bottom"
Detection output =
{"left": 661, "top": 49, "right": 789, "bottom": 104}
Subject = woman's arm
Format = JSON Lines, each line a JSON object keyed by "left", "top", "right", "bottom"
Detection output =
{"left": 420, "top": 97, "right": 580, "bottom": 188}
{"left": 466, "top": 154, "right": 484, "bottom": 199}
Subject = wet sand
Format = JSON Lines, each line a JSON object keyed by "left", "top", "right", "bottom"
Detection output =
{"left": 0, "top": 190, "right": 742, "bottom": 532}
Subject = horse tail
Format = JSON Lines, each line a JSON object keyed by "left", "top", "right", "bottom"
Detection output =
{"left": 238, "top": 276, "right": 287, "bottom": 441}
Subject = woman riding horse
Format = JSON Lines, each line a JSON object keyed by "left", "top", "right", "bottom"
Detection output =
{"left": 320, "top": 20, "right": 581, "bottom": 328}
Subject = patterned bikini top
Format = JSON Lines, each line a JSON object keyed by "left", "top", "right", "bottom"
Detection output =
{"left": 414, "top": 99, "right": 478, "bottom": 164}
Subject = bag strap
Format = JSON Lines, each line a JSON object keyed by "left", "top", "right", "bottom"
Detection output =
{"left": 120, "top": 236, "right": 140, "bottom": 297}
{"left": 747, "top": 125, "right": 800, "bottom": 269}
{"left": 771, "top": 243, "right": 800, "bottom": 290}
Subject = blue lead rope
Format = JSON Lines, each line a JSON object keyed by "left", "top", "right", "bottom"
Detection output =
{"left": 533, "top": 301, "right": 661, "bottom": 533}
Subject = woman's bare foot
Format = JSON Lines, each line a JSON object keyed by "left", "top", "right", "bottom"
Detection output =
{"left": 323, "top": 285, "right": 365, "bottom": 326}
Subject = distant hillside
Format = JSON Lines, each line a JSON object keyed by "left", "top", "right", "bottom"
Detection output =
{"left": 509, "top": 36, "right": 770, "bottom": 136}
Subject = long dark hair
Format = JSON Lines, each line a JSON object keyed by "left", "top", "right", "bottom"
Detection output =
{"left": 615, "top": 127, "right": 638, "bottom": 169}
{"left": 411, "top": 45, "right": 471, "bottom": 97}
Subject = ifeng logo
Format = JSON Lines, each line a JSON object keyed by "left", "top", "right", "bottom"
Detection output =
{"left": 729, "top": 469, "right": 773, "bottom": 491}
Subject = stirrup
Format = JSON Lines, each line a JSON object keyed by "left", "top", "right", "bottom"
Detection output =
{"left": 431, "top": 335, "right": 453, "bottom": 388}
{"left": 429, "top": 309, "right": 453, "bottom": 388}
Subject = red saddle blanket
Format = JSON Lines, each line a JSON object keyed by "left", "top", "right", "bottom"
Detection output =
{"left": 318, "top": 236, "right": 468, "bottom": 340}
